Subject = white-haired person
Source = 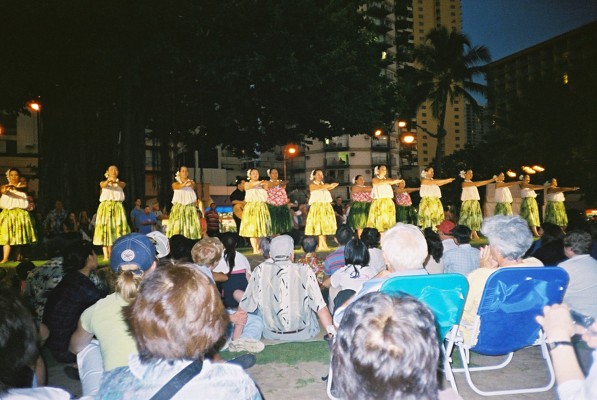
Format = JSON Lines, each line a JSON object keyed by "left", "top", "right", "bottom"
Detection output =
{"left": 239, "top": 168, "right": 272, "bottom": 254}
{"left": 458, "top": 169, "right": 495, "bottom": 240}
{"left": 459, "top": 215, "right": 543, "bottom": 345}
{"left": 168, "top": 166, "right": 202, "bottom": 239}
{"left": 519, "top": 174, "right": 548, "bottom": 236}
{"left": 304, "top": 169, "right": 338, "bottom": 251}
{"left": 536, "top": 303, "right": 597, "bottom": 400}
{"left": 366, "top": 165, "right": 402, "bottom": 234}
{"left": 545, "top": 178, "right": 580, "bottom": 229}
{"left": 333, "top": 223, "right": 429, "bottom": 326}
{"left": 418, "top": 166, "right": 455, "bottom": 230}
{"left": 265, "top": 168, "right": 293, "bottom": 236}
{"left": 332, "top": 292, "right": 463, "bottom": 400}
{"left": 346, "top": 175, "right": 372, "bottom": 238}
{"left": 69, "top": 233, "right": 158, "bottom": 397}
{"left": 97, "top": 262, "right": 262, "bottom": 399}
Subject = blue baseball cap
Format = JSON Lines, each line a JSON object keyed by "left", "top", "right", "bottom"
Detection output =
{"left": 110, "top": 233, "right": 156, "bottom": 273}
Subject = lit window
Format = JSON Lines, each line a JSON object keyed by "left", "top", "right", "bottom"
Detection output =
{"left": 563, "top": 73, "right": 569, "bottom": 84}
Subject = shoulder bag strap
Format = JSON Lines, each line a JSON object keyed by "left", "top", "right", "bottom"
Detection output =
{"left": 149, "top": 359, "right": 203, "bottom": 400}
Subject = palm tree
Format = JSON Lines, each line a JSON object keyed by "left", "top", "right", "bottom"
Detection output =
{"left": 412, "top": 26, "right": 490, "bottom": 173}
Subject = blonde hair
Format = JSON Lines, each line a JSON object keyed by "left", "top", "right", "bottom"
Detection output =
{"left": 192, "top": 237, "right": 224, "bottom": 268}
{"left": 116, "top": 270, "right": 145, "bottom": 303}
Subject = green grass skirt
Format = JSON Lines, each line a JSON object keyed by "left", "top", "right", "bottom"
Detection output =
{"left": 305, "top": 202, "right": 337, "bottom": 236}
{"left": 268, "top": 204, "right": 293, "bottom": 235}
{"left": 0, "top": 208, "right": 37, "bottom": 245}
{"left": 545, "top": 201, "right": 568, "bottom": 227}
{"left": 239, "top": 201, "right": 271, "bottom": 237}
{"left": 366, "top": 198, "right": 396, "bottom": 232}
{"left": 396, "top": 205, "right": 417, "bottom": 225}
{"left": 418, "top": 197, "right": 444, "bottom": 229}
{"left": 93, "top": 200, "right": 131, "bottom": 246}
{"left": 520, "top": 197, "right": 540, "bottom": 227}
{"left": 494, "top": 202, "right": 513, "bottom": 216}
{"left": 347, "top": 201, "right": 371, "bottom": 230}
{"left": 458, "top": 200, "right": 482, "bottom": 231}
{"left": 167, "top": 202, "right": 202, "bottom": 239}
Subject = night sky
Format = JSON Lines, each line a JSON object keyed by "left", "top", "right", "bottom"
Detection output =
{"left": 462, "top": 0, "right": 597, "bottom": 61}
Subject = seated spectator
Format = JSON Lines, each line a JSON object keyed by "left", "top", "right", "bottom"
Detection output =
{"left": 97, "top": 262, "right": 262, "bottom": 399}
{"left": 360, "top": 227, "right": 386, "bottom": 273}
{"left": 536, "top": 303, "right": 597, "bottom": 400}
{"left": 137, "top": 205, "right": 157, "bottom": 235}
{"left": 43, "top": 240, "right": 107, "bottom": 363}
{"left": 531, "top": 222, "right": 567, "bottom": 265}
{"left": 14, "top": 260, "right": 35, "bottom": 295}
{"left": 69, "top": 233, "right": 158, "bottom": 397}
{"left": 236, "top": 235, "right": 335, "bottom": 341}
{"left": 328, "top": 239, "right": 379, "bottom": 309}
{"left": 205, "top": 203, "right": 220, "bottom": 238}
{"left": 460, "top": 215, "right": 543, "bottom": 345}
{"left": 259, "top": 237, "right": 272, "bottom": 262}
{"left": 332, "top": 292, "right": 462, "bottom": 400}
{"left": 146, "top": 230, "right": 171, "bottom": 260}
{"left": 213, "top": 232, "right": 251, "bottom": 308}
{"left": 169, "top": 234, "right": 198, "bottom": 262}
{"left": 443, "top": 225, "right": 480, "bottom": 276}
{"left": 437, "top": 220, "right": 458, "bottom": 253}
{"left": 423, "top": 227, "right": 444, "bottom": 274}
{"left": 333, "top": 223, "right": 429, "bottom": 326}
{"left": 298, "top": 236, "right": 324, "bottom": 284}
{"left": 62, "top": 211, "right": 79, "bottom": 234}
{"left": 0, "top": 287, "right": 71, "bottom": 399}
{"left": 323, "top": 224, "right": 354, "bottom": 277}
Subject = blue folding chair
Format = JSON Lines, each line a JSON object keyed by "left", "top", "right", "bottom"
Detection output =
{"left": 326, "top": 273, "right": 469, "bottom": 399}
{"left": 449, "top": 266, "right": 569, "bottom": 396}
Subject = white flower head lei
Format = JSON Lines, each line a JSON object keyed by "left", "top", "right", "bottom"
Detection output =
{"left": 267, "top": 169, "right": 272, "bottom": 178}
{"left": 5, "top": 169, "right": 11, "bottom": 181}
{"left": 352, "top": 176, "right": 357, "bottom": 184}
{"left": 374, "top": 166, "right": 380, "bottom": 177}
{"left": 175, "top": 170, "right": 183, "bottom": 184}
{"left": 518, "top": 175, "right": 524, "bottom": 181}
{"left": 104, "top": 169, "right": 119, "bottom": 183}
{"left": 459, "top": 170, "right": 466, "bottom": 179}
{"left": 309, "top": 170, "right": 319, "bottom": 182}
{"left": 420, "top": 170, "right": 428, "bottom": 179}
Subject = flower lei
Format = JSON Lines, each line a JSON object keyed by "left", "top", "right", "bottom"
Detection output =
{"left": 175, "top": 170, "right": 183, "bottom": 184}
{"left": 420, "top": 170, "right": 428, "bottom": 179}
{"left": 310, "top": 170, "right": 317, "bottom": 181}
{"left": 104, "top": 170, "right": 119, "bottom": 184}
{"left": 459, "top": 170, "right": 466, "bottom": 179}
{"left": 373, "top": 166, "right": 380, "bottom": 177}
{"left": 246, "top": 169, "right": 252, "bottom": 181}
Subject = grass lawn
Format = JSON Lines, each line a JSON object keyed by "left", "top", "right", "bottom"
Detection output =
{"left": 221, "top": 341, "right": 330, "bottom": 365}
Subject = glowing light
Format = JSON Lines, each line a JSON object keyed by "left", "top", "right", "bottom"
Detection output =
{"left": 506, "top": 170, "right": 517, "bottom": 178}
{"left": 29, "top": 102, "right": 41, "bottom": 111}
{"left": 522, "top": 166, "right": 536, "bottom": 174}
{"left": 401, "top": 132, "right": 415, "bottom": 144}
{"left": 532, "top": 165, "right": 545, "bottom": 172}
{"left": 374, "top": 129, "right": 383, "bottom": 137}
{"left": 397, "top": 120, "right": 407, "bottom": 128}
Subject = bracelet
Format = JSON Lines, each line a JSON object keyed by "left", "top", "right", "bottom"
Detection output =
{"left": 546, "top": 341, "right": 573, "bottom": 351}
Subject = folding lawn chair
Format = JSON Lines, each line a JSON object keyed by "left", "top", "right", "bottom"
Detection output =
{"left": 448, "top": 266, "right": 569, "bottom": 396}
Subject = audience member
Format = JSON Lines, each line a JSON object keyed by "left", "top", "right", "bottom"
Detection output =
{"left": 536, "top": 303, "right": 597, "bottom": 400}
{"left": 62, "top": 212, "right": 79, "bottom": 234}
{"left": 69, "top": 233, "right": 158, "bottom": 397}
{"left": 423, "top": 228, "right": 444, "bottom": 274}
{"left": 213, "top": 232, "right": 251, "bottom": 308}
{"left": 323, "top": 224, "right": 354, "bottom": 276}
{"left": 460, "top": 215, "right": 542, "bottom": 345}
{"left": 437, "top": 220, "right": 457, "bottom": 253}
{"left": 136, "top": 206, "right": 156, "bottom": 235}
{"left": 360, "top": 227, "right": 386, "bottom": 273}
{"left": 97, "top": 262, "right": 262, "bottom": 399}
{"left": 151, "top": 202, "right": 166, "bottom": 233}
{"left": 129, "top": 198, "right": 143, "bottom": 232}
{"left": 531, "top": 222, "right": 567, "bottom": 265}
{"left": 259, "top": 237, "right": 272, "bottom": 262}
{"left": 44, "top": 200, "right": 68, "bottom": 238}
{"left": 236, "top": 235, "right": 335, "bottom": 341}
{"left": 332, "top": 292, "right": 462, "bottom": 400}
{"left": 333, "top": 223, "right": 429, "bottom": 326}
{"left": 298, "top": 236, "right": 324, "bottom": 284}
{"left": 0, "top": 287, "right": 71, "bottom": 399}
{"left": 146, "top": 230, "right": 171, "bottom": 260}
{"left": 205, "top": 203, "right": 220, "bottom": 237}
{"left": 169, "top": 234, "right": 198, "bottom": 262}
{"left": 443, "top": 225, "right": 480, "bottom": 276}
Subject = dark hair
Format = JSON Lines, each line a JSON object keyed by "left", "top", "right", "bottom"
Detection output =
{"left": 63, "top": 240, "right": 94, "bottom": 273}
{"left": 564, "top": 230, "right": 592, "bottom": 255}
{"left": 423, "top": 228, "right": 443, "bottom": 263}
{"left": 7, "top": 168, "right": 21, "bottom": 177}
{"left": 540, "top": 222, "right": 564, "bottom": 244}
{"left": 302, "top": 236, "right": 318, "bottom": 253}
{"left": 169, "top": 235, "right": 198, "bottom": 262}
{"left": 125, "top": 262, "right": 228, "bottom": 363}
{"left": 332, "top": 293, "right": 439, "bottom": 399}
{"left": 15, "top": 261, "right": 35, "bottom": 281}
{"left": 360, "top": 228, "right": 381, "bottom": 248}
{"left": 451, "top": 225, "right": 471, "bottom": 245}
{"left": 219, "top": 232, "right": 239, "bottom": 274}
{"left": 335, "top": 224, "right": 354, "bottom": 246}
{"left": 259, "top": 237, "right": 272, "bottom": 259}
{"left": 0, "top": 287, "right": 38, "bottom": 393}
{"left": 344, "top": 239, "right": 370, "bottom": 278}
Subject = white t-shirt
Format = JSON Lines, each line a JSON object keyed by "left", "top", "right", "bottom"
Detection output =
{"left": 213, "top": 251, "right": 250, "bottom": 274}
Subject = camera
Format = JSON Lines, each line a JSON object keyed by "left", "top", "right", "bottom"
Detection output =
{"left": 570, "top": 309, "right": 596, "bottom": 329}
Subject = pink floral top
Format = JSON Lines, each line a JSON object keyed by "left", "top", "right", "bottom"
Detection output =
{"left": 352, "top": 190, "right": 372, "bottom": 202}
{"left": 266, "top": 185, "right": 289, "bottom": 206}
{"left": 394, "top": 191, "right": 412, "bottom": 206}
{"left": 299, "top": 253, "right": 325, "bottom": 284}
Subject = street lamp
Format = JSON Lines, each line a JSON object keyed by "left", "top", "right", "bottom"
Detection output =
{"left": 28, "top": 101, "right": 43, "bottom": 200}
{"left": 283, "top": 144, "right": 298, "bottom": 181}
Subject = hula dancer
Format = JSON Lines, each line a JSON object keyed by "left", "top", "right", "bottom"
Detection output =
{"left": 239, "top": 168, "right": 271, "bottom": 254}
{"left": 494, "top": 172, "right": 518, "bottom": 216}
{"left": 265, "top": 168, "right": 293, "bottom": 235}
{"left": 93, "top": 165, "right": 130, "bottom": 260}
{"left": 0, "top": 168, "right": 36, "bottom": 263}
{"left": 418, "top": 167, "right": 455, "bottom": 230}
{"left": 305, "top": 169, "right": 338, "bottom": 251}
{"left": 366, "top": 165, "right": 402, "bottom": 233}
{"left": 394, "top": 180, "right": 419, "bottom": 225}
{"left": 167, "top": 166, "right": 202, "bottom": 239}
{"left": 545, "top": 178, "right": 579, "bottom": 229}
{"left": 519, "top": 174, "right": 548, "bottom": 236}
{"left": 346, "top": 175, "right": 372, "bottom": 237}
{"left": 458, "top": 169, "right": 495, "bottom": 240}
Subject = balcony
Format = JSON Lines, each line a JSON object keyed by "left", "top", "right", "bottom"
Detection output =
{"left": 371, "top": 137, "right": 390, "bottom": 149}
{"left": 323, "top": 137, "right": 349, "bottom": 151}
{"left": 325, "top": 157, "right": 350, "bottom": 169}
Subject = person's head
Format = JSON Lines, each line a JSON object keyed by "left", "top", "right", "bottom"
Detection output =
{"left": 550, "top": 178, "right": 558, "bottom": 187}
{"left": 301, "top": 236, "right": 318, "bottom": 254}
{"left": 209, "top": 202, "right": 216, "bottom": 210}
{"left": 125, "top": 261, "right": 229, "bottom": 363}
{"left": 152, "top": 202, "right": 160, "bottom": 211}
{"left": 106, "top": 165, "right": 119, "bottom": 179}
{"left": 168, "top": 235, "right": 198, "bottom": 262}
{"left": 397, "top": 179, "right": 406, "bottom": 189}
{"left": 269, "top": 235, "right": 295, "bottom": 262}
{"left": 111, "top": 233, "right": 158, "bottom": 302}
{"left": 332, "top": 293, "right": 439, "bottom": 400}
{"left": 247, "top": 168, "right": 259, "bottom": 182}
{"left": 66, "top": 211, "right": 76, "bottom": 221}
{"left": 436, "top": 220, "right": 456, "bottom": 240}
{"left": 422, "top": 166, "right": 434, "bottom": 179}
{"left": 335, "top": 224, "right": 354, "bottom": 246}
{"left": 563, "top": 230, "right": 592, "bottom": 257}
{"left": 143, "top": 206, "right": 151, "bottom": 215}
{"left": 360, "top": 228, "right": 381, "bottom": 249}
{"left": 191, "top": 237, "right": 224, "bottom": 269}
{"left": 0, "top": 287, "right": 39, "bottom": 393}
{"left": 6, "top": 168, "right": 20, "bottom": 184}
{"left": 335, "top": 196, "right": 343, "bottom": 205}
{"left": 481, "top": 215, "right": 533, "bottom": 264}
{"left": 496, "top": 172, "right": 505, "bottom": 182}
{"left": 540, "top": 222, "right": 564, "bottom": 243}
{"left": 236, "top": 178, "right": 246, "bottom": 190}
{"left": 79, "top": 210, "right": 89, "bottom": 220}
{"left": 451, "top": 225, "right": 471, "bottom": 245}
{"left": 63, "top": 240, "right": 97, "bottom": 273}
{"left": 267, "top": 168, "right": 279, "bottom": 180}
{"left": 381, "top": 223, "right": 427, "bottom": 272}
{"left": 310, "top": 169, "right": 324, "bottom": 182}
{"left": 524, "top": 174, "right": 531, "bottom": 183}
{"left": 219, "top": 232, "right": 239, "bottom": 272}
{"left": 423, "top": 228, "right": 443, "bottom": 263}
{"left": 134, "top": 198, "right": 142, "bottom": 207}
{"left": 344, "top": 239, "right": 370, "bottom": 267}
{"left": 374, "top": 164, "right": 387, "bottom": 178}
{"left": 178, "top": 166, "right": 189, "bottom": 180}
{"left": 260, "top": 237, "right": 272, "bottom": 259}
{"left": 464, "top": 169, "right": 473, "bottom": 180}
{"left": 353, "top": 175, "right": 364, "bottom": 186}
{"left": 55, "top": 200, "right": 63, "bottom": 211}
{"left": 146, "top": 231, "right": 170, "bottom": 259}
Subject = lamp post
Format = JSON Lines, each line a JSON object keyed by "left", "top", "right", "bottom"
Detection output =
{"left": 283, "top": 144, "right": 298, "bottom": 182}
{"left": 28, "top": 101, "right": 42, "bottom": 200}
